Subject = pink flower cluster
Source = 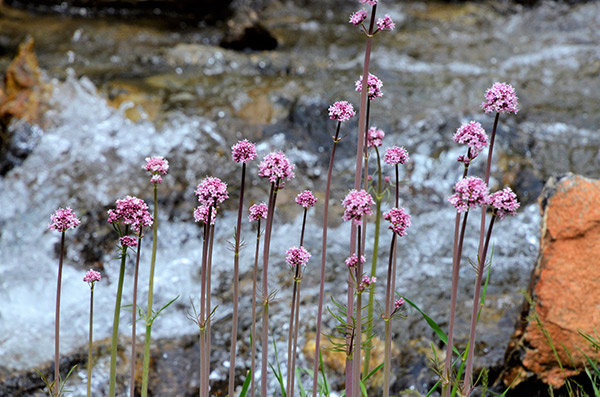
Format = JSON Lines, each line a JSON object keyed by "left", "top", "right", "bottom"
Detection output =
{"left": 144, "top": 156, "right": 169, "bottom": 184}
{"left": 482, "top": 82, "right": 519, "bottom": 114}
{"left": 83, "top": 269, "right": 102, "bottom": 284}
{"left": 383, "top": 207, "right": 411, "bottom": 237}
{"left": 285, "top": 246, "right": 311, "bottom": 269}
{"left": 360, "top": 0, "right": 377, "bottom": 5}
{"left": 487, "top": 187, "right": 520, "bottom": 219}
{"left": 394, "top": 297, "right": 405, "bottom": 310}
{"left": 453, "top": 121, "right": 488, "bottom": 164}
{"left": 376, "top": 14, "right": 395, "bottom": 31}
{"left": 367, "top": 126, "right": 385, "bottom": 148}
{"left": 384, "top": 146, "right": 409, "bottom": 165}
{"left": 349, "top": 10, "right": 367, "bottom": 26}
{"left": 231, "top": 139, "right": 257, "bottom": 164}
{"left": 296, "top": 190, "right": 318, "bottom": 208}
{"left": 107, "top": 196, "right": 153, "bottom": 232}
{"left": 355, "top": 73, "right": 383, "bottom": 100}
{"left": 120, "top": 236, "right": 138, "bottom": 247}
{"left": 258, "top": 151, "right": 295, "bottom": 185}
{"left": 328, "top": 101, "right": 356, "bottom": 122}
{"left": 448, "top": 177, "right": 489, "bottom": 213}
{"left": 194, "top": 205, "right": 217, "bottom": 225}
{"left": 345, "top": 253, "right": 366, "bottom": 268}
{"left": 48, "top": 207, "right": 80, "bottom": 232}
{"left": 342, "top": 189, "right": 374, "bottom": 225}
{"left": 359, "top": 275, "right": 377, "bottom": 290}
{"left": 248, "top": 203, "right": 268, "bottom": 222}
{"left": 195, "top": 177, "right": 229, "bottom": 208}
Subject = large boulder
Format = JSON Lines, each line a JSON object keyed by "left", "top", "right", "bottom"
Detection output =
{"left": 504, "top": 174, "right": 600, "bottom": 388}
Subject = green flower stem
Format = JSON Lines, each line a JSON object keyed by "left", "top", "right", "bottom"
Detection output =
{"left": 130, "top": 229, "right": 143, "bottom": 397}
{"left": 141, "top": 184, "right": 159, "bottom": 397}
{"left": 87, "top": 284, "right": 94, "bottom": 397}
{"left": 54, "top": 231, "right": 65, "bottom": 394}
{"left": 290, "top": 276, "right": 302, "bottom": 396}
{"left": 250, "top": 219, "right": 262, "bottom": 397}
{"left": 109, "top": 245, "right": 128, "bottom": 397}
{"left": 199, "top": 208, "right": 212, "bottom": 397}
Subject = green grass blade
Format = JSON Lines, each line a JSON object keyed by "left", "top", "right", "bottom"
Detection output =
{"left": 239, "top": 369, "right": 252, "bottom": 397}
{"left": 425, "top": 380, "right": 442, "bottom": 397}
{"left": 362, "top": 362, "right": 384, "bottom": 382}
{"left": 319, "top": 349, "right": 330, "bottom": 396}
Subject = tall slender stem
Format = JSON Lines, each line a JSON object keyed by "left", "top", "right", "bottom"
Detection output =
{"left": 382, "top": 234, "right": 397, "bottom": 397}
{"left": 352, "top": 226, "right": 364, "bottom": 395}
{"left": 130, "top": 229, "right": 143, "bottom": 397}
{"left": 290, "top": 275, "right": 302, "bottom": 397}
{"left": 312, "top": 122, "right": 342, "bottom": 396}
{"left": 250, "top": 219, "right": 262, "bottom": 397}
{"left": 205, "top": 224, "right": 215, "bottom": 396}
{"left": 54, "top": 231, "right": 65, "bottom": 394}
{"left": 199, "top": 207, "right": 212, "bottom": 397}
{"left": 87, "top": 285, "right": 94, "bottom": 397}
{"left": 142, "top": 185, "right": 159, "bottom": 397}
{"left": 109, "top": 245, "right": 128, "bottom": 397}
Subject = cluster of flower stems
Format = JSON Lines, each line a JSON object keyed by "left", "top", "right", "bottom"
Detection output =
{"left": 46, "top": 1, "right": 521, "bottom": 396}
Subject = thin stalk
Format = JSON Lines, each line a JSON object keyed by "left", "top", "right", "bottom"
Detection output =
{"left": 290, "top": 275, "right": 302, "bottom": 397}
{"left": 87, "top": 284, "right": 94, "bottom": 397}
{"left": 109, "top": 245, "right": 128, "bottom": 397}
{"left": 312, "top": 122, "right": 343, "bottom": 396}
{"left": 199, "top": 207, "right": 213, "bottom": 397}
{"left": 229, "top": 163, "right": 247, "bottom": 395}
{"left": 463, "top": 216, "right": 496, "bottom": 392}
{"left": 130, "top": 229, "right": 143, "bottom": 397}
{"left": 199, "top": 327, "right": 206, "bottom": 397}
{"left": 54, "top": 231, "right": 65, "bottom": 394}
{"left": 262, "top": 182, "right": 279, "bottom": 397}
{"left": 382, "top": 234, "right": 397, "bottom": 397}
{"left": 141, "top": 184, "right": 159, "bottom": 397}
{"left": 250, "top": 219, "right": 262, "bottom": 397}
{"left": 352, "top": 226, "right": 364, "bottom": 395}
{"left": 205, "top": 224, "right": 215, "bottom": 396}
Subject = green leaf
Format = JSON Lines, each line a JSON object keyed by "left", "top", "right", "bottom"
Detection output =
{"left": 319, "top": 349, "right": 330, "bottom": 396}
{"left": 239, "top": 369, "right": 252, "bottom": 397}
{"left": 296, "top": 368, "right": 306, "bottom": 397}
{"left": 425, "top": 380, "right": 442, "bottom": 397}
{"left": 362, "top": 362, "right": 384, "bottom": 382}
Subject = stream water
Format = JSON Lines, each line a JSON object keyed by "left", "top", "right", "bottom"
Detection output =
{"left": 0, "top": 0, "right": 599, "bottom": 395}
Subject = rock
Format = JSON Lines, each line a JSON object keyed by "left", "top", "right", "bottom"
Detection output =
{"left": 220, "top": 8, "right": 278, "bottom": 52}
{"left": 503, "top": 174, "right": 600, "bottom": 389}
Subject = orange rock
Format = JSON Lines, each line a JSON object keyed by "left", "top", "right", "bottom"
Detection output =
{"left": 504, "top": 174, "right": 600, "bottom": 388}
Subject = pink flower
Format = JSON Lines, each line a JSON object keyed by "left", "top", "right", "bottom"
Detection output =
{"left": 83, "top": 269, "right": 102, "bottom": 284}
{"left": 360, "top": 0, "right": 377, "bottom": 5}
{"left": 487, "top": 187, "right": 520, "bottom": 219}
{"left": 394, "top": 298, "right": 405, "bottom": 310}
{"left": 384, "top": 146, "right": 409, "bottom": 165}
{"left": 120, "top": 236, "right": 138, "bottom": 247}
{"left": 195, "top": 177, "right": 229, "bottom": 208}
{"left": 355, "top": 73, "right": 383, "bottom": 100}
{"left": 448, "top": 177, "right": 489, "bottom": 213}
{"left": 454, "top": 121, "right": 488, "bottom": 164}
{"left": 285, "top": 246, "right": 311, "bottom": 270}
{"left": 349, "top": 9, "right": 368, "bottom": 26}
{"left": 107, "top": 196, "right": 153, "bottom": 232}
{"left": 144, "top": 156, "right": 169, "bottom": 184}
{"left": 249, "top": 203, "right": 268, "bottom": 222}
{"left": 367, "top": 126, "right": 385, "bottom": 148}
{"left": 194, "top": 205, "right": 217, "bottom": 225}
{"left": 384, "top": 176, "right": 391, "bottom": 184}
{"left": 296, "top": 190, "right": 318, "bottom": 208}
{"left": 482, "top": 82, "right": 519, "bottom": 114}
{"left": 345, "top": 253, "right": 366, "bottom": 268}
{"left": 328, "top": 101, "right": 356, "bottom": 121}
{"left": 359, "top": 275, "right": 377, "bottom": 291}
{"left": 376, "top": 14, "right": 395, "bottom": 31}
{"left": 49, "top": 207, "right": 80, "bottom": 232}
{"left": 383, "top": 207, "right": 411, "bottom": 237}
{"left": 342, "top": 189, "right": 374, "bottom": 225}
{"left": 231, "top": 139, "right": 258, "bottom": 163}
{"left": 258, "top": 151, "right": 295, "bottom": 185}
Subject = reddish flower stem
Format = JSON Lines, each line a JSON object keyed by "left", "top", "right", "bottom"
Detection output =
{"left": 54, "top": 231, "right": 66, "bottom": 394}
{"left": 130, "top": 228, "right": 143, "bottom": 397}
{"left": 250, "top": 219, "right": 262, "bottom": 397}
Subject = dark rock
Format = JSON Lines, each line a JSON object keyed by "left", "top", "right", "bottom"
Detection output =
{"left": 0, "top": 119, "right": 42, "bottom": 175}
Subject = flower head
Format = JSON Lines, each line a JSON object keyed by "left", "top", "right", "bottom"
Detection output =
{"left": 49, "top": 207, "right": 80, "bottom": 232}
{"left": 285, "top": 246, "right": 311, "bottom": 270}
{"left": 376, "top": 14, "right": 395, "bottom": 31}
{"left": 360, "top": 0, "right": 377, "bottom": 5}
{"left": 296, "top": 190, "right": 318, "bottom": 208}
{"left": 342, "top": 189, "right": 374, "bottom": 225}
{"left": 349, "top": 9, "right": 368, "bottom": 26}
{"left": 194, "top": 205, "right": 217, "bottom": 225}
{"left": 482, "top": 82, "right": 519, "bottom": 114}
{"left": 195, "top": 177, "right": 229, "bottom": 208}
{"left": 345, "top": 253, "right": 366, "bottom": 268}
{"left": 448, "top": 177, "right": 489, "bottom": 213}
{"left": 144, "top": 156, "right": 169, "bottom": 184}
{"left": 487, "top": 187, "right": 520, "bottom": 219}
{"left": 394, "top": 298, "right": 405, "bottom": 310}
{"left": 384, "top": 146, "right": 409, "bottom": 165}
{"left": 359, "top": 275, "right": 377, "bottom": 291}
{"left": 107, "top": 196, "right": 153, "bottom": 232}
{"left": 258, "top": 151, "right": 295, "bottom": 185}
{"left": 120, "top": 236, "right": 138, "bottom": 247}
{"left": 453, "top": 121, "right": 488, "bottom": 163}
{"left": 83, "top": 269, "right": 102, "bottom": 284}
{"left": 355, "top": 73, "right": 383, "bottom": 100}
{"left": 367, "top": 126, "right": 385, "bottom": 148}
{"left": 328, "top": 101, "right": 356, "bottom": 122}
{"left": 231, "top": 139, "right": 257, "bottom": 163}
{"left": 383, "top": 207, "right": 411, "bottom": 236}
{"left": 249, "top": 203, "right": 268, "bottom": 222}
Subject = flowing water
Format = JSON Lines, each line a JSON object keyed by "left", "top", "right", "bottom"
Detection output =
{"left": 0, "top": 0, "right": 599, "bottom": 395}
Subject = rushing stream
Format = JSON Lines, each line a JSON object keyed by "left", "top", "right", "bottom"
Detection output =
{"left": 1, "top": 0, "right": 599, "bottom": 395}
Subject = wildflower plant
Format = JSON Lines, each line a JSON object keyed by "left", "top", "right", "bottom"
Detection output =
{"left": 83, "top": 269, "right": 101, "bottom": 397}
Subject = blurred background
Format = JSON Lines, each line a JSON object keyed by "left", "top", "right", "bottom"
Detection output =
{"left": 0, "top": 0, "right": 599, "bottom": 395}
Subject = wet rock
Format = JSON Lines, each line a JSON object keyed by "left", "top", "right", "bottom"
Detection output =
{"left": 503, "top": 174, "right": 600, "bottom": 389}
{"left": 220, "top": 9, "right": 278, "bottom": 52}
